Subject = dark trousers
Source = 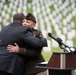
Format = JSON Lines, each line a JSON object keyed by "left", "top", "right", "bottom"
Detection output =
{"left": 0, "top": 71, "right": 12, "bottom": 75}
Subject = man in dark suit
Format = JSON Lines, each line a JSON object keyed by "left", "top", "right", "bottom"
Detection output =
{"left": 0, "top": 12, "right": 47, "bottom": 75}
{"left": 7, "top": 13, "right": 47, "bottom": 75}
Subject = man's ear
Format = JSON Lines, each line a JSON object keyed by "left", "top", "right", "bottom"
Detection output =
{"left": 23, "top": 19, "right": 25, "bottom": 22}
{"left": 34, "top": 23, "right": 36, "bottom": 26}
{"left": 22, "top": 19, "right": 26, "bottom": 24}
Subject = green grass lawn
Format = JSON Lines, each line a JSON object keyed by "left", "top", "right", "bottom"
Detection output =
{"left": 42, "top": 47, "right": 63, "bottom": 61}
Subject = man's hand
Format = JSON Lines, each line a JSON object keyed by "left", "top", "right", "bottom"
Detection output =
{"left": 7, "top": 43, "right": 19, "bottom": 53}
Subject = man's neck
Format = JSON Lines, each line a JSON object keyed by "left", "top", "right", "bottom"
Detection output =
{"left": 14, "top": 21, "right": 22, "bottom": 24}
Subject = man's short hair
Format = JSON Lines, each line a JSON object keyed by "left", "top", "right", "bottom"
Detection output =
{"left": 25, "top": 13, "right": 36, "bottom": 23}
{"left": 13, "top": 12, "right": 26, "bottom": 22}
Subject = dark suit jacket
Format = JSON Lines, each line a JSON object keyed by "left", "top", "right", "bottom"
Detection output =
{"left": 0, "top": 22, "right": 47, "bottom": 75}
{"left": 18, "top": 29, "right": 47, "bottom": 75}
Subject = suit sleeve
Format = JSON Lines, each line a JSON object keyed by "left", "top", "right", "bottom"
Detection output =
{"left": 22, "top": 29, "right": 47, "bottom": 49}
